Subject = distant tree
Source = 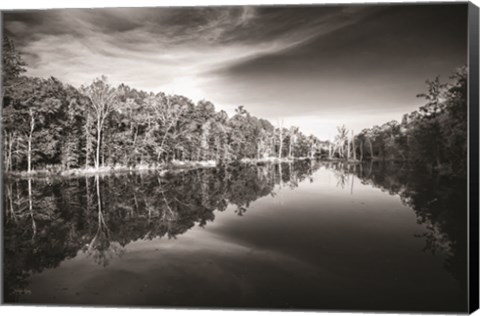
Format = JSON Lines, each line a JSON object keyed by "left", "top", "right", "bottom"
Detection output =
{"left": 307, "top": 134, "right": 318, "bottom": 158}
{"left": 288, "top": 126, "right": 299, "bottom": 159}
{"left": 276, "top": 121, "right": 285, "bottom": 159}
{"left": 334, "top": 125, "right": 349, "bottom": 158}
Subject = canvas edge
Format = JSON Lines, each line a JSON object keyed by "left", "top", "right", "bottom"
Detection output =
{"left": 0, "top": 9, "right": 6, "bottom": 306}
{"left": 468, "top": 1, "right": 480, "bottom": 314}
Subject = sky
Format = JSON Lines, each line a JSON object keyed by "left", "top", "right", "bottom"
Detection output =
{"left": 3, "top": 3, "right": 468, "bottom": 140}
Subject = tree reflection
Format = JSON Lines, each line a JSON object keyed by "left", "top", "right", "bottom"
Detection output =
{"left": 3, "top": 160, "right": 466, "bottom": 302}
{"left": 82, "top": 175, "right": 125, "bottom": 266}
{"left": 333, "top": 161, "right": 467, "bottom": 294}
{"left": 3, "top": 160, "right": 318, "bottom": 301}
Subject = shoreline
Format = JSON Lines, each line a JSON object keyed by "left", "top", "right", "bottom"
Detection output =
{"left": 3, "top": 157, "right": 308, "bottom": 179}
{"left": 3, "top": 157, "right": 412, "bottom": 180}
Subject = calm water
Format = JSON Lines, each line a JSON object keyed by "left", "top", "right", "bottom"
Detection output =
{"left": 3, "top": 161, "right": 467, "bottom": 312}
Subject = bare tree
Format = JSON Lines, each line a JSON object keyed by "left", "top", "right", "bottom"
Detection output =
{"left": 351, "top": 130, "right": 357, "bottom": 161}
{"left": 146, "top": 94, "right": 187, "bottom": 163}
{"left": 26, "top": 109, "right": 36, "bottom": 173}
{"left": 82, "top": 76, "right": 118, "bottom": 169}
{"left": 288, "top": 126, "right": 299, "bottom": 159}
{"left": 277, "top": 120, "right": 284, "bottom": 159}
{"left": 334, "top": 125, "right": 349, "bottom": 159}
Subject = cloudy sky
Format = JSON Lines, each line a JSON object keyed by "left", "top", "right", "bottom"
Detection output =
{"left": 4, "top": 3, "right": 468, "bottom": 140}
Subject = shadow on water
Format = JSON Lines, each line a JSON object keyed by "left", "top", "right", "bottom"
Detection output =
{"left": 2, "top": 160, "right": 467, "bottom": 310}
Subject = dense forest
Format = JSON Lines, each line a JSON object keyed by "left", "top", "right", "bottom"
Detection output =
{"left": 329, "top": 68, "right": 468, "bottom": 176}
{"left": 2, "top": 35, "right": 468, "bottom": 176}
{"left": 2, "top": 36, "right": 325, "bottom": 175}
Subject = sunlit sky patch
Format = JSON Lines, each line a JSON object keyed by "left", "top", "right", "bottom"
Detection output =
{"left": 4, "top": 4, "right": 467, "bottom": 140}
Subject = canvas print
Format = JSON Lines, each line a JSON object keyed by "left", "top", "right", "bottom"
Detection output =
{"left": 1, "top": 2, "right": 477, "bottom": 313}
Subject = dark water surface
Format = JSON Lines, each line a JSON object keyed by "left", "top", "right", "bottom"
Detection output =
{"left": 3, "top": 161, "right": 468, "bottom": 312}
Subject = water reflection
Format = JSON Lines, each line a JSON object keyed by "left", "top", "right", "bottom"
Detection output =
{"left": 3, "top": 161, "right": 315, "bottom": 300}
{"left": 3, "top": 160, "right": 467, "bottom": 310}
{"left": 327, "top": 161, "right": 467, "bottom": 296}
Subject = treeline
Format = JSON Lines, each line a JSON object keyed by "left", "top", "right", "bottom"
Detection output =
{"left": 330, "top": 67, "right": 468, "bottom": 176}
{"left": 3, "top": 35, "right": 468, "bottom": 175}
{"left": 2, "top": 36, "right": 323, "bottom": 174}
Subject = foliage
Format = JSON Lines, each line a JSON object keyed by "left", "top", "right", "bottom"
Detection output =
{"left": 2, "top": 37, "right": 322, "bottom": 173}
{"left": 2, "top": 36, "right": 468, "bottom": 178}
{"left": 329, "top": 67, "right": 468, "bottom": 177}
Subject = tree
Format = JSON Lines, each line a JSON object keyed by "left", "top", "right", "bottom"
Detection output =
{"left": 60, "top": 85, "right": 87, "bottom": 169}
{"left": 350, "top": 130, "right": 356, "bottom": 161}
{"left": 288, "top": 126, "right": 299, "bottom": 159}
{"left": 415, "top": 77, "right": 447, "bottom": 167}
{"left": 3, "top": 77, "right": 67, "bottom": 172}
{"left": 440, "top": 67, "right": 468, "bottom": 173}
{"left": 352, "top": 67, "right": 467, "bottom": 174}
{"left": 82, "top": 76, "right": 118, "bottom": 169}
{"left": 144, "top": 93, "right": 189, "bottom": 163}
{"left": 3, "top": 36, "right": 27, "bottom": 171}
{"left": 276, "top": 121, "right": 284, "bottom": 159}
{"left": 334, "top": 125, "right": 349, "bottom": 159}
{"left": 2, "top": 35, "right": 26, "bottom": 92}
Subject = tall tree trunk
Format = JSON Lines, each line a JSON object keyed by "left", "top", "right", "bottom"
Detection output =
{"left": 5, "top": 132, "right": 13, "bottom": 172}
{"left": 27, "top": 134, "right": 32, "bottom": 173}
{"left": 4, "top": 134, "right": 8, "bottom": 171}
{"left": 367, "top": 138, "right": 374, "bottom": 160}
{"left": 95, "top": 120, "right": 101, "bottom": 169}
{"left": 85, "top": 116, "right": 92, "bottom": 169}
{"left": 157, "top": 121, "right": 175, "bottom": 163}
{"left": 8, "top": 134, "right": 13, "bottom": 171}
{"left": 360, "top": 140, "right": 364, "bottom": 161}
{"left": 352, "top": 133, "right": 356, "bottom": 161}
{"left": 278, "top": 130, "right": 283, "bottom": 159}
{"left": 288, "top": 139, "right": 292, "bottom": 159}
{"left": 132, "top": 127, "right": 138, "bottom": 165}
{"left": 27, "top": 114, "right": 35, "bottom": 173}
{"left": 15, "top": 137, "right": 19, "bottom": 171}
{"left": 347, "top": 139, "right": 351, "bottom": 160}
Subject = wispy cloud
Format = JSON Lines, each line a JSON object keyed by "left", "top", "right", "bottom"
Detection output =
{"left": 4, "top": 6, "right": 371, "bottom": 94}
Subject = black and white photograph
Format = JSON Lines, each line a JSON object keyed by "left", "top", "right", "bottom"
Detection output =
{"left": 1, "top": 0, "right": 479, "bottom": 314}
